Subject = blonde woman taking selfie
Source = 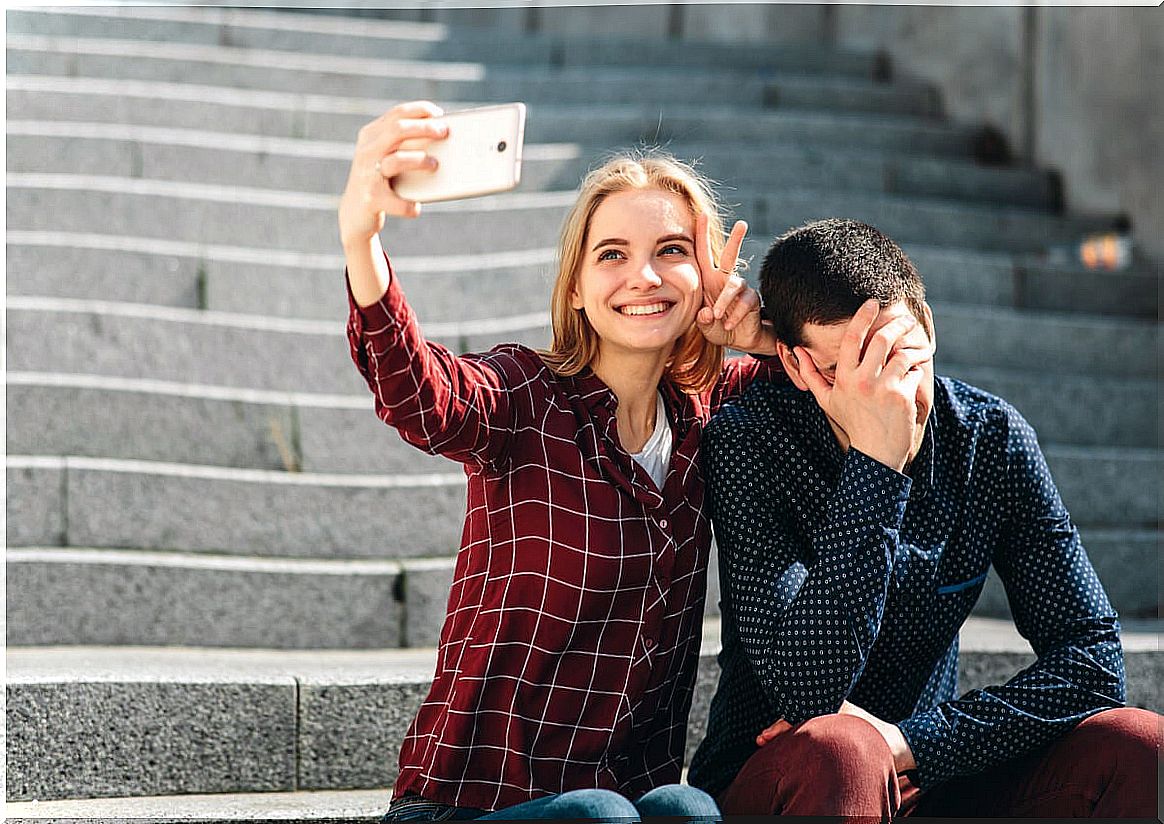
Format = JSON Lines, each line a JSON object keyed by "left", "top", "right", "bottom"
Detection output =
{"left": 339, "top": 101, "right": 782, "bottom": 821}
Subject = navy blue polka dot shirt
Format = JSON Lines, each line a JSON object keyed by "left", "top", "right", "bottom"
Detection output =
{"left": 688, "top": 376, "right": 1125, "bottom": 794}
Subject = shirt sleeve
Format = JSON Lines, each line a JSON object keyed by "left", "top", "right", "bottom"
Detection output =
{"left": 345, "top": 255, "right": 512, "bottom": 467}
{"left": 707, "top": 405, "right": 912, "bottom": 724}
{"left": 896, "top": 404, "right": 1125, "bottom": 790}
{"left": 708, "top": 354, "right": 785, "bottom": 413}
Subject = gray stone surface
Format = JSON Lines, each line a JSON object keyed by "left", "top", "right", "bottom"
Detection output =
{"left": 6, "top": 184, "right": 569, "bottom": 257}
{"left": 400, "top": 558, "right": 457, "bottom": 648}
{"left": 7, "top": 384, "right": 298, "bottom": 470}
{"left": 5, "top": 463, "right": 65, "bottom": 547}
{"left": 7, "top": 242, "right": 203, "bottom": 308}
{"left": 298, "top": 680, "right": 430, "bottom": 790}
{"left": 5, "top": 787, "right": 390, "bottom": 822}
{"left": 7, "top": 82, "right": 980, "bottom": 156}
{"left": 6, "top": 550, "right": 402, "bottom": 648}
{"left": 974, "top": 530, "right": 1160, "bottom": 620}
{"left": 8, "top": 131, "right": 1059, "bottom": 209}
{"left": 755, "top": 189, "right": 1109, "bottom": 254}
{"left": 6, "top": 678, "right": 296, "bottom": 801}
{"left": 63, "top": 464, "right": 466, "bottom": 559}
{"left": 6, "top": 6, "right": 877, "bottom": 76}
{"left": 1043, "top": 447, "right": 1161, "bottom": 529}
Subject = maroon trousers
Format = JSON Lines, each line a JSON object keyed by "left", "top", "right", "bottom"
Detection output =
{"left": 718, "top": 708, "right": 1161, "bottom": 819}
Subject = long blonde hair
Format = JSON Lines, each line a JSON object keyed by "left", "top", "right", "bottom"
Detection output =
{"left": 539, "top": 150, "right": 728, "bottom": 394}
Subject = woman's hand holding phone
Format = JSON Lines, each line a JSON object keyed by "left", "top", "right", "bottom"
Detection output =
{"left": 339, "top": 101, "right": 448, "bottom": 247}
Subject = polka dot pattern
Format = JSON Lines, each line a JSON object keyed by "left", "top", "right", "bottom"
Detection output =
{"left": 687, "top": 377, "right": 1126, "bottom": 794}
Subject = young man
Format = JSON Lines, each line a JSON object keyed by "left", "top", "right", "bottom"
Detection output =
{"left": 688, "top": 219, "right": 1159, "bottom": 817}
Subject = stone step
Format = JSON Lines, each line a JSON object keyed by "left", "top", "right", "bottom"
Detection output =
{"left": 6, "top": 366, "right": 1155, "bottom": 485}
{"left": 4, "top": 549, "right": 460, "bottom": 649}
{"left": 6, "top": 174, "right": 1112, "bottom": 262}
{"left": 6, "top": 35, "right": 940, "bottom": 116}
{"left": 7, "top": 621, "right": 1161, "bottom": 802}
{"left": 6, "top": 300, "right": 1157, "bottom": 395}
{"left": 5, "top": 456, "right": 467, "bottom": 560}
{"left": 6, "top": 6, "right": 880, "bottom": 77}
{"left": 6, "top": 438, "right": 1159, "bottom": 563}
{"left": 6, "top": 121, "right": 1057, "bottom": 208}
{"left": 9, "top": 233, "right": 1156, "bottom": 322}
{"left": 6, "top": 788, "right": 388, "bottom": 823}
{"left": 7, "top": 522, "right": 1157, "bottom": 651}
{"left": 7, "top": 75, "right": 980, "bottom": 156}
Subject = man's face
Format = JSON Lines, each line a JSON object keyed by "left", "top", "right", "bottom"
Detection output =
{"left": 780, "top": 301, "right": 936, "bottom": 461}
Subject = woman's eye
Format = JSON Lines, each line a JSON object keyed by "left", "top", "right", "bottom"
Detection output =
{"left": 660, "top": 244, "right": 687, "bottom": 256}
{"left": 597, "top": 249, "right": 623, "bottom": 262}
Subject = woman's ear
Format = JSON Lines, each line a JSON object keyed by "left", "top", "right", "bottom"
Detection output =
{"left": 777, "top": 342, "right": 809, "bottom": 392}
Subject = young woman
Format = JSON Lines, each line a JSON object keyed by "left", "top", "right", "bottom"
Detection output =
{"left": 339, "top": 101, "right": 782, "bottom": 821}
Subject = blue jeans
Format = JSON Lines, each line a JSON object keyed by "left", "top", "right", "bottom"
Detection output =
{"left": 383, "top": 785, "right": 720, "bottom": 821}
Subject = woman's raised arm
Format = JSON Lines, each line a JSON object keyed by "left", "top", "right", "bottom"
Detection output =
{"left": 338, "top": 101, "right": 448, "bottom": 307}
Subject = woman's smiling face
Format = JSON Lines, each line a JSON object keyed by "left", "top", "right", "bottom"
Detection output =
{"left": 570, "top": 188, "right": 702, "bottom": 363}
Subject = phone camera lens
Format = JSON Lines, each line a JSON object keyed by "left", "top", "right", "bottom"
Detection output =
{"left": 496, "top": 141, "right": 507, "bottom": 152}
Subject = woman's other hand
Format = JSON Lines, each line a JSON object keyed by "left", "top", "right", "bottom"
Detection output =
{"left": 694, "top": 214, "right": 777, "bottom": 355}
{"left": 338, "top": 101, "right": 448, "bottom": 251}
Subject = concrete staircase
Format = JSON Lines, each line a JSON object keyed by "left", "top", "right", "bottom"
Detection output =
{"left": 6, "top": 6, "right": 1160, "bottom": 820}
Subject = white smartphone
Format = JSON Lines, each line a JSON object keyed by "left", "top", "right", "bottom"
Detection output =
{"left": 394, "top": 103, "right": 526, "bottom": 203}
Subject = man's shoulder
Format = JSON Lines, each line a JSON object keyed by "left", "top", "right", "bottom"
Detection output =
{"left": 707, "top": 380, "right": 812, "bottom": 441}
{"left": 936, "top": 375, "right": 1026, "bottom": 433}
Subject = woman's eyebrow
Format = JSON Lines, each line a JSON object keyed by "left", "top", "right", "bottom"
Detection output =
{"left": 657, "top": 233, "right": 694, "bottom": 245}
{"left": 591, "top": 238, "right": 628, "bottom": 251}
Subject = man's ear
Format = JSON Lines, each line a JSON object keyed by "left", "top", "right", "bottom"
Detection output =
{"left": 777, "top": 342, "right": 809, "bottom": 392}
{"left": 922, "top": 301, "right": 937, "bottom": 352}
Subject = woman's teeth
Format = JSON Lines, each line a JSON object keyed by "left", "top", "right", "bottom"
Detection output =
{"left": 619, "top": 302, "right": 671, "bottom": 316}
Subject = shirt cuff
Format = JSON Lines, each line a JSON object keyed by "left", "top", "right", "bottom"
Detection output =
{"left": 833, "top": 448, "right": 912, "bottom": 528}
{"left": 896, "top": 709, "right": 950, "bottom": 790}
{"left": 345, "top": 252, "right": 413, "bottom": 338}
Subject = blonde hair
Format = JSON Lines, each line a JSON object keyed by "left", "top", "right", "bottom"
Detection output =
{"left": 539, "top": 150, "right": 728, "bottom": 394}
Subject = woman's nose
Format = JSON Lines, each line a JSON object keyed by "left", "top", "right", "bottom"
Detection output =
{"left": 627, "top": 261, "right": 663, "bottom": 289}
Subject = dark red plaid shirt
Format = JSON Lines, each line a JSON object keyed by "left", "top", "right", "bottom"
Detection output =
{"left": 346, "top": 257, "right": 780, "bottom": 812}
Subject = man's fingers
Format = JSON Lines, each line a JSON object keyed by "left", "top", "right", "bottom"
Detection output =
{"left": 373, "top": 150, "right": 437, "bottom": 181}
{"left": 385, "top": 100, "right": 445, "bottom": 122}
{"left": 839, "top": 299, "right": 881, "bottom": 372}
{"left": 859, "top": 315, "right": 918, "bottom": 375}
{"left": 794, "top": 347, "right": 833, "bottom": 408}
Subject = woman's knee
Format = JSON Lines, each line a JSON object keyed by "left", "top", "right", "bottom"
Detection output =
{"left": 546, "top": 788, "right": 638, "bottom": 819}
{"left": 635, "top": 784, "right": 720, "bottom": 818}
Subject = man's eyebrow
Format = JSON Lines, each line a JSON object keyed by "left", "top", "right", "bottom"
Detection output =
{"left": 591, "top": 238, "right": 628, "bottom": 251}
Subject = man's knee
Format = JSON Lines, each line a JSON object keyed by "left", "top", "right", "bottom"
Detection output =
{"left": 783, "top": 713, "right": 895, "bottom": 779}
{"left": 1073, "top": 707, "right": 1162, "bottom": 774}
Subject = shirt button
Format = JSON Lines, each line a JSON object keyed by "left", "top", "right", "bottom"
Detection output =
{"left": 659, "top": 519, "right": 669, "bottom": 529}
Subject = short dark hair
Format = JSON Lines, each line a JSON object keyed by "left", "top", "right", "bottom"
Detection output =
{"left": 759, "top": 219, "right": 927, "bottom": 348}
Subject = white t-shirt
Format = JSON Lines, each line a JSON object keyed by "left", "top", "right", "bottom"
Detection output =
{"left": 629, "top": 392, "right": 672, "bottom": 491}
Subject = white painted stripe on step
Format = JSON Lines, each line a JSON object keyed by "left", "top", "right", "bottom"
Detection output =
{"left": 8, "top": 34, "right": 487, "bottom": 81}
{"left": 7, "top": 120, "right": 584, "bottom": 162}
{"left": 8, "top": 172, "right": 337, "bottom": 209}
{"left": 7, "top": 547, "right": 404, "bottom": 576}
{"left": 7, "top": 172, "right": 576, "bottom": 211}
{"left": 7, "top": 230, "right": 344, "bottom": 270}
{"left": 21, "top": 5, "right": 450, "bottom": 41}
{"left": 5, "top": 371, "right": 369, "bottom": 409}
{"left": 6, "top": 230, "right": 557, "bottom": 273}
{"left": 6, "top": 73, "right": 403, "bottom": 115}
{"left": 6, "top": 455, "right": 465, "bottom": 488}
{"left": 7, "top": 296, "right": 551, "bottom": 337}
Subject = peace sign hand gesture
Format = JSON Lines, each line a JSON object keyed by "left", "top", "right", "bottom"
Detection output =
{"left": 694, "top": 214, "right": 777, "bottom": 355}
